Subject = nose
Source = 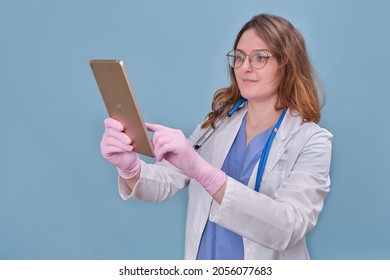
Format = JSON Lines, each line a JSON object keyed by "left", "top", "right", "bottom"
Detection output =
{"left": 240, "top": 56, "right": 253, "bottom": 72}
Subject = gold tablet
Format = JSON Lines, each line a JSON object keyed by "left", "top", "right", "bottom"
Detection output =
{"left": 90, "top": 60, "right": 154, "bottom": 158}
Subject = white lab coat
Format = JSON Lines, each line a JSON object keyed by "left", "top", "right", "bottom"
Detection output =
{"left": 119, "top": 107, "right": 332, "bottom": 259}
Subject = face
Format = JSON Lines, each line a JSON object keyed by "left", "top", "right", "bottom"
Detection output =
{"left": 234, "top": 28, "right": 280, "bottom": 104}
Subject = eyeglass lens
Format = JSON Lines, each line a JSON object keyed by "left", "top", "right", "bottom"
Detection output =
{"left": 227, "top": 50, "right": 270, "bottom": 69}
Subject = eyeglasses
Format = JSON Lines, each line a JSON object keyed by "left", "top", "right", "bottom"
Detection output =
{"left": 226, "top": 49, "right": 273, "bottom": 69}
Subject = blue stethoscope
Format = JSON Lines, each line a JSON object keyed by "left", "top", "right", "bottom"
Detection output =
{"left": 193, "top": 98, "right": 287, "bottom": 192}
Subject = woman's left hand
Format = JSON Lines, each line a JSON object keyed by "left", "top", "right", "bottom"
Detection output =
{"left": 145, "top": 123, "right": 226, "bottom": 196}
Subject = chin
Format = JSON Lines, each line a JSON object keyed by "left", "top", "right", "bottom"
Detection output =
{"left": 240, "top": 91, "right": 278, "bottom": 104}
{"left": 240, "top": 90, "right": 265, "bottom": 100}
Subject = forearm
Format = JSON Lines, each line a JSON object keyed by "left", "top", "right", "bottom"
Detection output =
{"left": 210, "top": 175, "right": 329, "bottom": 251}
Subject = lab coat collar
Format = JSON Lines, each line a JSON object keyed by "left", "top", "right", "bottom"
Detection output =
{"left": 277, "top": 109, "right": 303, "bottom": 141}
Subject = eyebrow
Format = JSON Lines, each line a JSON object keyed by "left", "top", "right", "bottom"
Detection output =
{"left": 235, "top": 48, "right": 272, "bottom": 54}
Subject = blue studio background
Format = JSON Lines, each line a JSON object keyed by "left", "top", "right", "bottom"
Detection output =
{"left": 1, "top": 0, "right": 389, "bottom": 259}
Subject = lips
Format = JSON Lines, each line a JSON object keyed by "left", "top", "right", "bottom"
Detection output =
{"left": 242, "top": 78, "right": 258, "bottom": 83}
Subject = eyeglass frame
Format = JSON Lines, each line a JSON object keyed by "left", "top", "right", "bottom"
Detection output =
{"left": 226, "top": 49, "right": 273, "bottom": 69}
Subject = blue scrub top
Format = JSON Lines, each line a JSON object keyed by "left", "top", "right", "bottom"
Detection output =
{"left": 197, "top": 114, "right": 274, "bottom": 260}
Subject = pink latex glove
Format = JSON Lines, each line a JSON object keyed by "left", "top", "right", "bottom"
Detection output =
{"left": 100, "top": 118, "right": 141, "bottom": 179}
{"left": 145, "top": 123, "right": 226, "bottom": 196}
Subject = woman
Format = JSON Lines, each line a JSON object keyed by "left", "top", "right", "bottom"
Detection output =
{"left": 100, "top": 13, "right": 332, "bottom": 259}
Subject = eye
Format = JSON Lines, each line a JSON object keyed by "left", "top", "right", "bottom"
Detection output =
{"left": 235, "top": 51, "right": 246, "bottom": 62}
{"left": 254, "top": 53, "right": 268, "bottom": 62}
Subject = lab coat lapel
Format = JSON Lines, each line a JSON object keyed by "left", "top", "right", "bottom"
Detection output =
{"left": 211, "top": 108, "right": 247, "bottom": 169}
{"left": 262, "top": 135, "right": 286, "bottom": 180}
{"left": 262, "top": 109, "right": 301, "bottom": 181}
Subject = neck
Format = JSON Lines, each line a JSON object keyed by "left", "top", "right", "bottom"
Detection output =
{"left": 245, "top": 99, "right": 283, "bottom": 144}
{"left": 246, "top": 98, "right": 282, "bottom": 127}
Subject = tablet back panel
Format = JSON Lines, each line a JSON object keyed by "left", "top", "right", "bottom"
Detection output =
{"left": 90, "top": 60, "right": 154, "bottom": 157}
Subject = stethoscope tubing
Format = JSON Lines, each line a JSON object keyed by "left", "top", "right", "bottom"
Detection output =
{"left": 254, "top": 108, "right": 286, "bottom": 192}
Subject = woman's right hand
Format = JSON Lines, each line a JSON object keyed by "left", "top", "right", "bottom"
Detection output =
{"left": 100, "top": 118, "right": 141, "bottom": 179}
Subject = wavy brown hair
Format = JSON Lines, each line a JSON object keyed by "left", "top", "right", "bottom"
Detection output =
{"left": 201, "top": 14, "right": 324, "bottom": 129}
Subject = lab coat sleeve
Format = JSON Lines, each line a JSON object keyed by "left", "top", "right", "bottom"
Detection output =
{"left": 118, "top": 160, "right": 190, "bottom": 201}
{"left": 209, "top": 127, "right": 332, "bottom": 252}
{"left": 118, "top": 123, "right": 205, "bottom": 201}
